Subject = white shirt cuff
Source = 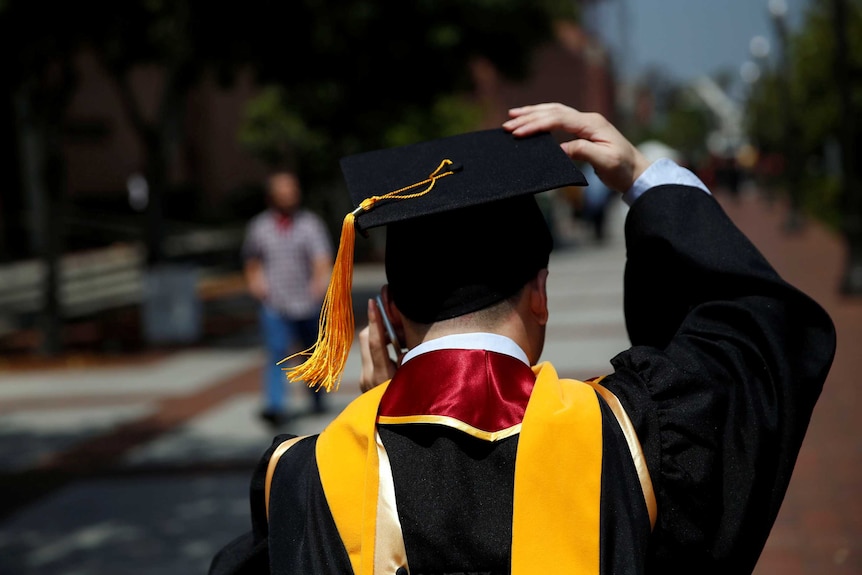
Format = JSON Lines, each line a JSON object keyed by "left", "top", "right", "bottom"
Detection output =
{"left": 622, "top": 158, "right": 711, "bottom": 206}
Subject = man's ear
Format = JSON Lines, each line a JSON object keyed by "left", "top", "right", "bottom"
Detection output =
{"left": 530, "top": 269, "right": 549, "bottom": 326}
{"left": 381, "top": 284, "right": 407, "bottom": 349}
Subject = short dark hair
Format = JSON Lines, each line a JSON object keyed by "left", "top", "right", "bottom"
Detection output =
{"left": 385, "top": 195, "right": 552, "bottom": 323}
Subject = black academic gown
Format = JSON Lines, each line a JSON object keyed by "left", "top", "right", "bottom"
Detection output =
{"left": 209, "top": 185, "right": 836, "bottom": 575}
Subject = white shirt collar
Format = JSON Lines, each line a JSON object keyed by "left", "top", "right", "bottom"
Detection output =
{"left": 401, "top": 333, "right": 530, "bottom": 366}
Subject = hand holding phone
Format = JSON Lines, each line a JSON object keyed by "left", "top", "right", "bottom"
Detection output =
{"left": 359, "top": 294, "right": 404, "bottom": 392}
{"left": 375, "top": 294, "right": 404, "bottom": 352}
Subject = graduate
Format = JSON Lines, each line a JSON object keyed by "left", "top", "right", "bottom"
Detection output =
{"left": 210, "top": 103, "right": 836, "bottom": 575}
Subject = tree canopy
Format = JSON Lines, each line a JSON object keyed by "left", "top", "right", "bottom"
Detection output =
{"left": 744, "top": 0, "right": 862, "bottom": 227}
{"left": 236, "top": 0, "right": 579, "bottom": 184}
{"left": 4, "top": 0, "right": 580, "bottom": 216}
{"left": 2, "top": 0, "right": 579, "bottom": 255}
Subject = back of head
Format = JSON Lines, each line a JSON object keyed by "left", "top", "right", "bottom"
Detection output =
{"left": 385, "top": 195, "right": 552, "bottom": 324}
{"left": 285, "top": 128, "right": 586, "bottom": 391}
{"left": 342, "top": 127, "right": 585, "bottom": 324}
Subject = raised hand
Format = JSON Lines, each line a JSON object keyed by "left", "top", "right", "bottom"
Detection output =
{"left": 503, "top": 102, "right": 651, "bottom": 194}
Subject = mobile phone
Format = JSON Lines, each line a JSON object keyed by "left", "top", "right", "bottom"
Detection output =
{"left": 375, "top": 294, "right": 403, "bottom": 352}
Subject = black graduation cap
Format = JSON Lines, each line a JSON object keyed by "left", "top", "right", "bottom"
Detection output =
{"left": 282, "top": 127, "right": 587, "bottom": 393}
{"left": 341, "top": 128, "right": 587, "bottom": 232}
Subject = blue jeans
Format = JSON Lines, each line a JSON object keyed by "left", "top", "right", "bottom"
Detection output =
{"left": 259, "top": 305, "right": 323, "bottom": 413}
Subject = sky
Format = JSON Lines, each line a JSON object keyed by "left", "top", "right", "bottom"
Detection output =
{"left": 584, "top": 0, "right": 811, "bottom": 94}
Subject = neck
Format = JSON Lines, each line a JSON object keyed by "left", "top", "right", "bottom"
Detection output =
{"left": 402, "top": 332, "right": 531, "bottom": 366}
{"left": 407, "top": 323, "right": 540, "bottom": 365}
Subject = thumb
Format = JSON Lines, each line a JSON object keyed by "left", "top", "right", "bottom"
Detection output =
{"left": 560, "top": 139, "right": 606, "bottom": 165}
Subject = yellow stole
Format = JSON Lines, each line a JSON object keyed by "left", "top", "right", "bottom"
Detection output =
{"left": 265, "top": 361, "right": 656, "bottom": 574}
{"left": 315, "top": 361, "right": 602, "bottom": 575}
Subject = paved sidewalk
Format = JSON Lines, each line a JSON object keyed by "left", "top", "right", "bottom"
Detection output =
{"left": 0, "top": 190, "right": 858, "bottom": 574}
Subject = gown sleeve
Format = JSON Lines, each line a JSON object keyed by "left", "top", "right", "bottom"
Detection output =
{"left": 208, "top": 434, "right": 297, "bottom": 575}
{"left": 600, "top": 185, "right": 836, "bottom": 574}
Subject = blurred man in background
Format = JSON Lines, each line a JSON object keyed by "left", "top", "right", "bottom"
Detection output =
{"left": 242, "top": 170, "right": 333, "bottom": 426}
{"left": 577, "top": 161, "right": 615, "bottom": 242}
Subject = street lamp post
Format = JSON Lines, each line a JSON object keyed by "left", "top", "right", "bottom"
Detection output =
{"left": 769, "top": 0, "right": 805, "bottom": 233}
{"left": 833, "top": 0, "right": 862, "bottom": 294}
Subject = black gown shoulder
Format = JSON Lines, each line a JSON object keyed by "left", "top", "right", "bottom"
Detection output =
{"left": 601, "top": 185, "right": 836, "bottom": 574}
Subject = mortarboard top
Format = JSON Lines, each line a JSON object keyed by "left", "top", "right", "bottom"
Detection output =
{"left": 341, "top": 128, "right": 587, "bottom": 232}
{"left": 281, "top": 127, "right": 587, "bottom": 393}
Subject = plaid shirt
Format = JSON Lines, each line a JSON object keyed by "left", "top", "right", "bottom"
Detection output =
{"left": 242, "top": 208, "right": 333, "bottom": 318}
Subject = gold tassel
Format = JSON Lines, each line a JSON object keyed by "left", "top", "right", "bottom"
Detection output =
{"left": 279, "top": 159, "right": 457, "bottom": 393}
{"left": 280, "top": 211, "right": 359, "bottom": 393}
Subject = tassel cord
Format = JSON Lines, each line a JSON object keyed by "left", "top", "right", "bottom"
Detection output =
{"left": 279, "top": 158, "right": 456, "bottom": 392}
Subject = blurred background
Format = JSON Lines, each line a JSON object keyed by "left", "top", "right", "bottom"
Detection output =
{"left": 0, "top": 0, "right": 860, "bottom": 573}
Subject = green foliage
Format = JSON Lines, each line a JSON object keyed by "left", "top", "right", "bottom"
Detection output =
{"left": 802, "top": 173, "right": 843, "bottom": 230}
{"left": 2, "top": 0, "right": 576, "bottom": 230}
{"left": 235, "top": 0, "right": 576, "bottom": 187}
{"left": 744, "top": 72, "right": 786, "bottom": 154}
{"left": 659, "top": 92, "right": 714, "bottom": 164}
{"left": 628, "top": 70, "right": 715, "bottom": 166}
{"left": 744, "top": 0, "right": 862, "bottom": 228}
{"left": 381, "top": 95, "right": 486, "bottom": 149}
{"left": 239, "top": 86, "right": 326, "bottom": 169}
{"left": 790, "top": 0, "right": 862, "bottom": 153}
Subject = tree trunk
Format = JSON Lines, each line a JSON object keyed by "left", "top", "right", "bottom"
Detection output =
{"left": 143, "top": 128, "right": 167, "bottom": 266}
{"left": 13, "top": 87, "right": 63, "bottom": 355}
{"left": 112, "top": 67, "right": 184, "bottom": 267}
{"left": 834, "top": 0, "right": 862, "bottom": 295}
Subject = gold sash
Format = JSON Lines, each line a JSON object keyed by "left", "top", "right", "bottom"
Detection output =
{"left": 266, "top": 361, "right": 656, "bottom": 574}
{"left": 315, "top": 362, "right": 602, "bottom": 575}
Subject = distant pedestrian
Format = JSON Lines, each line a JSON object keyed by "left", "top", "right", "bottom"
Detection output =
{"left": 578, "top": 162, "right": 614, "bottom": 242}
{"left": 241, "top": 169, "right": 333, "bottom": 426}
